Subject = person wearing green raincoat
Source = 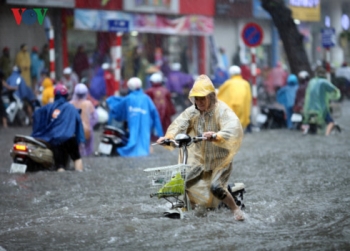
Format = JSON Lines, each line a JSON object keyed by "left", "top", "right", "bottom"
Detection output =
{"left": 303, "top": 67, "right": 340, "bottom": 136}
{"left": 156, "top": 75, "right": 244, "bottom": 221}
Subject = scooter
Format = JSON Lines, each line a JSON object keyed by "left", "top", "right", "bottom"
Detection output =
{"left": 9, "top": 135, "right": 56, "bottom": 173}
{"left": 95, "top": 125, "right": 128, "bottom": 156}
{"left": 256, "top": 105, "right": 286, "bottom": 130}
{"left": 144, "top": 134, "right": 245, "bottom": 219}
{"left": 1, "top": 90, "right": 30, "bottom": 127}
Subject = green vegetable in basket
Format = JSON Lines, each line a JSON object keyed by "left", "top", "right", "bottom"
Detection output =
{"left": 158, "top": 172, "right": 184, "bottom": 197}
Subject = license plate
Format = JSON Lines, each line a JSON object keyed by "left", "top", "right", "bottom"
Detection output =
{"left": 98, "top": 142, "right": 113, "bottom": 155}
{"left": 10, "top": 163, "right": 27, "bottom": 174}
{"left": 256, "top": 114, "right": 267, "bottom": 124}
{"left": 291, "top": 113, "right": 303, "bottom": 122}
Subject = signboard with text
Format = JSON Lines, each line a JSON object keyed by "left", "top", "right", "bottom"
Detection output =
{"left": 321, "top": 27, "right": 336, "bottom": 48}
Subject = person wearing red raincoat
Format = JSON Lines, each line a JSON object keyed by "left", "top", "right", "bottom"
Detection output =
{"left": 145, "top": 72, "right": 176, "bottom": 133}
{"left": 102, "top": 63, "right": 118, "bottom": 97}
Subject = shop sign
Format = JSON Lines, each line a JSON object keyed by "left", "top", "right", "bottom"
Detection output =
{"left": 108, "top": 20, "right": 129, "bottom": 32}
{"left": 216, "top": 0, "right": 252, "bottom": 18}
{"left": 7, "top": 0, "right": 74, "bottom": 8}
{"left": 288, "top": 0, "right": 320, "bottom": 22}
{"left": 75, "top": 9, "right": 213, "bottom": 36}
{"left": 123, "top": 0, "right": 179, "bottom": 14}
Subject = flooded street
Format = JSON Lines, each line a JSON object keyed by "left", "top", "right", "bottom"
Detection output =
{"left": 1, "top": 101, "right": 350, "bottom": 251}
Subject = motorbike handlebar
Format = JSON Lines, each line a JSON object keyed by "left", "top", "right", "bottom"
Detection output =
{"left": 152, "top": 136, "right": 209, "bottom": 147}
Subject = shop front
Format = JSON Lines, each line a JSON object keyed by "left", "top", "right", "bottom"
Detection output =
{"left": 70, "top": 0, "right": 214, "bottom": 89}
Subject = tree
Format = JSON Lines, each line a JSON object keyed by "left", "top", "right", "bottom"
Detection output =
{"left": 261, "top": 0, "right": 312, "bottom": 75}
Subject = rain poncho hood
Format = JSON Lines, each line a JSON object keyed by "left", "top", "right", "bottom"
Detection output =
{"left": 217, "top": 75, "right": 252, "bottom": 129}
{"left": 107, "top": 89, "right": 163, "bottom": 157}
{"left": 165, "top": 75, "right": 243, "bottom": 207}
{"left": 7, "top": 71, "right": 36, "bottom": 101}
{"left": 276, "top": 74, "right": 299, "bottom": 108}
{"left": 70, "top": 83, "right": 97, "bottom": 156}
{"left": 31, "top": 96, "right": 85, "bottom": 146}
{"left": 303, "top": 77, "right": 340, "bottom": 125}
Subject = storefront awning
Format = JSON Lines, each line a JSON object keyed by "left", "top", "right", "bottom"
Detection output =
{"left": 74, "top": 9, "right": 213, "bottom": 36}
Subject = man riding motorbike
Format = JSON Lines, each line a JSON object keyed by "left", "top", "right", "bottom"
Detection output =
{"left": 31, "top": 84, "right": 85, "bottom": 171}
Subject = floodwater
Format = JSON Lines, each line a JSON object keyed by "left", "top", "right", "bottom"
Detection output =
{"left": 1, "top": 101, "right": 350, "bottom": 251}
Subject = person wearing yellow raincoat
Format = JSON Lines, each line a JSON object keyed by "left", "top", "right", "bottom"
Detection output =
{"left": 15, "top": 44, "right": 31, "bottom": 89}
{"left": 156, "top": 75, "right": 244, "bottom": 221}
{"left": 40, "top": 69, "right": 54, "bottom": 106}
{"left": 217, "top": 65, "right": 252, "bottom": 130}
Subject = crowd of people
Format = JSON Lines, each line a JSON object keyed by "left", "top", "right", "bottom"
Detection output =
{"left": 1, "top": 42, "right": 346, "bottom": 221}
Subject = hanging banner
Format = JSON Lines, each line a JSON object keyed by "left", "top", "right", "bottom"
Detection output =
{"left": 74, "top": 9, "right": 213, "bottom": 36}
{"left": 288, "top": 0, "right": 320, "bottom": 22}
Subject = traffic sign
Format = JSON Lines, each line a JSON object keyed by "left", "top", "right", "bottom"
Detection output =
{"left": 241, "top": 22, "right": 264, "bottom": 47}
{"left": 321, "top": 27, "right": 335, "bottom": 48}
{"left": 108, "top": 20, "right": 129, "bottom": 32}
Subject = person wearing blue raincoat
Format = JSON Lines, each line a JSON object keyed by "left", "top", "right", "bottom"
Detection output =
{"left": 276, "top": 74, "right": 299, "bottom": 129}
{"left": 89, "top": 67, "right": 106, "bottom": 101}
{"left": 7, "top": 66, "right": 36, "bottom": 103}
{"left": 31, "top": 84, "right": 85, "bottom": 171}
{"left": 107, "top": 77, "right": 163, "bottom": 157}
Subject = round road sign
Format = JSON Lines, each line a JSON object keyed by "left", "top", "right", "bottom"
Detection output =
{"left": 241, "top": 22, "right": 264, "bottom": 47}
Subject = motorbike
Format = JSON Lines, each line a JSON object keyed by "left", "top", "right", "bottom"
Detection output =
{"left": 256, "top": 105, "right": 286, "bottom": 130}
{"left": 9, "top": 135, "right": 58, "bottom": 173}
{"left": 2, "top": 90, "right": 30, "bottom": 127}
{"left": 95, "top": 125, "right": 129, "bottom": 156}
{"left": 144, "top": 134, "right": 245, "bottom": 219}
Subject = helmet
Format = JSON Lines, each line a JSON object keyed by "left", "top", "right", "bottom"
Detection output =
{"left": 150, "top": 72, "right": 163, "bottom": 83}
{"left": 63, "top": 67, "right": 72, "bottom": 75}
{"left": 189, "top": 75, "right": 215, "bottom": 98}
{"left": 101, "top": 63, "right": 110, "bottom": 70}
{"left": 228, "top": 65, "right": 241, "bottom": 76}
{"left": 127, "top": 77, "right": 142, "bottom": 91}
{"left": 298, "top": 70, "right": 309, "bottom": 80}
{"left": 171, "top": 63, "right": 181, "bottom": 71}
{"left": 54, "top": 84, "right": 68, "bottom": 96}
{"left": 12, "top": 65, "right": 20, "bottom": 72}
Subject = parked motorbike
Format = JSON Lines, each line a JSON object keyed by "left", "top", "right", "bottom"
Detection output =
{"left": 95, "top": 125, "right": 128, "bottom": 156}
{"left": 256, "top": 105, "right": 286, "bottom": 130}
{"left": 9, "top": 135, "right": 55, "bottom": 173}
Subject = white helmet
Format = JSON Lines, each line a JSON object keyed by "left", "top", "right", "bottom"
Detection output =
{"left": 102, "top": 63, "right": 110, "bottom": 70}
{"left": 228, "top": 65, "right": 241, "bottom": 76}
{"left": 63, "top": 67, "right": 72, "bottom": 75}
{"left": 171, "top": 63, "right": 181, "bottom": 71}
{"left": 298, "top": 70, "right": 309, "bottom": 80}
{"left": 127, "top": 77, "right": 142, "bottom": 91}
{"left": 150, "top": 72, "right": 163, "bottom": 83}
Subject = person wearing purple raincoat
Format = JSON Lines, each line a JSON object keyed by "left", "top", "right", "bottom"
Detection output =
{"left": 70, "top": 83, "right": 98, "bottom": 156}
{"left": 165, "top": 63, "right": 194, "bottom": 109}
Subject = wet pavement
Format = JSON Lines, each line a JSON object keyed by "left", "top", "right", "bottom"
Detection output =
{"left": 0, "top": 101, "right": 350, "bottom": 251}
